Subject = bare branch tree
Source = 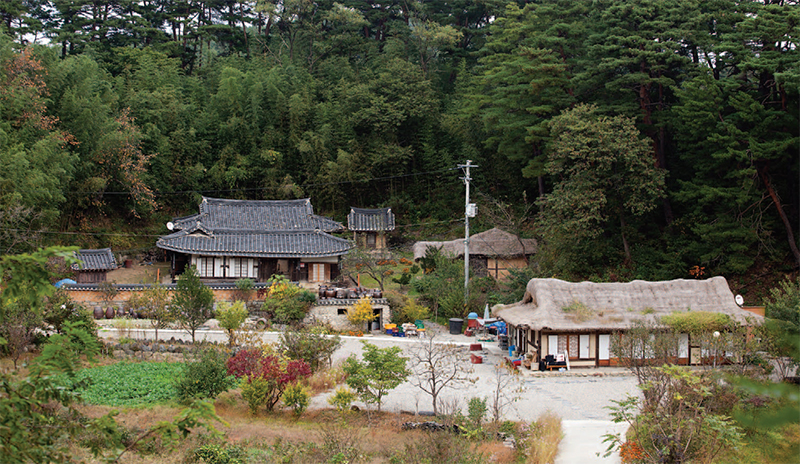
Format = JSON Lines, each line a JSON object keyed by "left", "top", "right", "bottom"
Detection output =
{"left": 407, "top": 335, "right": 473, "bottom": 416}
{"left": 489, "top": 363, "right": 526, "bottom": 423}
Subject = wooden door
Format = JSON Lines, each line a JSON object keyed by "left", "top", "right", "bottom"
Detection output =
{"left": 598, "top": 334, "right": 610, "bottom": 366}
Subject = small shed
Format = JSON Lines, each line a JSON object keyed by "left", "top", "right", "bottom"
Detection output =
{"left": 347, "top": 207, "right": 395, "bottom": 250}
{"left": 72, "top": 248, "right": 117, "bottom": 283}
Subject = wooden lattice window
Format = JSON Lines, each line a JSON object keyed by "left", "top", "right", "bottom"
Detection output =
{"left": 198, "top": 256, "right": 214, "bottom": 277}
{"left": 229, "top": 258, "right": 251, "bottom": 278}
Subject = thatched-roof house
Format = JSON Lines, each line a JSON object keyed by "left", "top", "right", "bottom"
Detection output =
{"left": 494, "top": 277, "right": 762, "bottom": 368}
{"left": 412, "top": 228, "right": 536, "bottom": 279}
{"left": 72, "top": 248, "right": 117, "bottom": 283}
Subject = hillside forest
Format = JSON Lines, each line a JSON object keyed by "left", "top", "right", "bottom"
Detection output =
{"left": 0, "top": 0, "right": 798, "bottom": 292}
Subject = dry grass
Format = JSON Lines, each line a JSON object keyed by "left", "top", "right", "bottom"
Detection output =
{"left": 476, "top": 441, "right": 517, "bottom": 463}
{"left": 72, "top": 397, "right": 518, "bottom": 464}
{"left": 524, "top": 410, "right": 563, "bottom": 464}
{"left": 303, "top": 362, "right": 346, "bottom": 395}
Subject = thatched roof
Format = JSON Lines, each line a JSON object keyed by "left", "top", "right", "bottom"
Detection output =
{"left": 412, "top": 228, "right": 537, "bottom": 260}
{"left": 494, "top": 276, "right": 761, "bottom": 332}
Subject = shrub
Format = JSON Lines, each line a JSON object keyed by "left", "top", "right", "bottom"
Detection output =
{"left": 215, "top": 301, "right": 249, "bottom": 346}
{"left": 467, "top": 397, "right": 488, "bottom": 430}
{"left": 43, "top": 288, "right": 98, "bottom": 335}
{"left": 346, "top": 296, "right": 376, "bottom": 330}
{"left": 193, "top": 443, "right": 246, "bottom": 464}
{"left": 268, "top": 275, "right": 301, "bottom": 300}
{"left": 282, "top": 383, "right": 310, "bottom": 417}
{"left": 241, "top": 375, "right": 272, "bottom": 415}
{"left": 391, "top": 264, "right": 420, "bottom": 286}
{"left": 278, "top": 329, "right": 342, "bottom": 372}
{"left": 603, "top": 366, "right": 743, "bottom": 464}
{"left": 175, "top": 347, "right": 236, "bottom": 404}
{"left": 393, "top": 297, "right": 430, "bottom": 324}
{"left": 328, "top": 387, "right": 356, "bottom": 413}
{"left": 262, "top": 282, "right": 316, "bottom": 324}
{"left": 226, "top": 348, "right": 263, "bottom": 378}
{"left": 228, "top": 349, "right": 312, "bottom": 412}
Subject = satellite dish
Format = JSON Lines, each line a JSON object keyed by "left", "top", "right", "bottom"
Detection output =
{"left": 735, "top": 294, "right": 744, "bottom": 306}
{"left": 166, "top": 222, "right": 174, "bottom": 231}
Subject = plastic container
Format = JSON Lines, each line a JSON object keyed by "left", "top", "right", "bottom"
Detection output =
{"left": 508, "top": 344, "right": 516, "bottom": 357}
{"left": 448, "top": 318, "right": 463, "bottom": 335}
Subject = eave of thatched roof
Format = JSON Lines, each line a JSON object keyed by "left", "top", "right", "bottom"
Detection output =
{"left": 494, "top": 276, "right": 762, "bottom": 332}
{"left": 412, "top": 228, "right": 537, "bottom": 260}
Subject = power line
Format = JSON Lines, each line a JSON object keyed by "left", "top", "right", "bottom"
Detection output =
{"left": 2, "top": 167, "right": 459, "bottom": 197}
{"left": 0, "top": 228, "right": 163, "bottom": 237}
{"left": 0, "top": 219, "right": 464, "bottom": 239}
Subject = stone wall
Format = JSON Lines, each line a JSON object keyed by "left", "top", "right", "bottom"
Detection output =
{"left": 306, "top": 303, "right": 391, "bottom": 332}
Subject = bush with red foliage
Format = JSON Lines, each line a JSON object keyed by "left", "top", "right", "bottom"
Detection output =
{"left": 226, "top": 349, "right": 263, "bottom": 378}
{"left": 227, "top": 348, "right": 312, "bottom": 411}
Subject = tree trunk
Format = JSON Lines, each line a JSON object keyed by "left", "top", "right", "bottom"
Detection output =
{"left": 620, "top": 209, "right": 631, "bottom": 263}
{"left": 758, "top": 164, "right": 800, "bottom": 268}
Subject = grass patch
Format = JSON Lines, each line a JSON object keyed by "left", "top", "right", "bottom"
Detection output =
{"left": 561, "top": 301, "right": 594, "bottom": 323}
{"left": 67, "top": 361, "right": 181, "bottom": 406}
{"left": 716, "top": 423, "right": 800, "bottom": 463}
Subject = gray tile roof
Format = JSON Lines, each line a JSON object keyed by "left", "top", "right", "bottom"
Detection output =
{"left": 173, "top": 197, "right": 343, "bottom": 233}
{"left": 347, "top": 207, "right": 396, "bottom": 231}
{"left": 157, "top": 228, "right": 352, "bottom": 258}
{"left": 72, "top": 248, "right": 117, "bottom": 271}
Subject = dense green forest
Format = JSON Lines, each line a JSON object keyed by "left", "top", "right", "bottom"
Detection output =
{"left": 0, "top": 0, "right": 797, "bottom": 286}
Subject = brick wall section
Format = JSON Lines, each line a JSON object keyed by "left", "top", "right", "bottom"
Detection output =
{"left": 66, "top": 288, "right": 247, "bottom": 311}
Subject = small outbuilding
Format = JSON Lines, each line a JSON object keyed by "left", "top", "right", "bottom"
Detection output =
{"left": 72, "top": 248, "right": 117, "bottom": 283}
{"left": 494, "top": 276, "right": 763, "bottom": 368}
{"left": 413, "top": 228, "right": 536, "bottom": 280}
{"left": 347, "top": 207, "right": 395, "bottom": 250}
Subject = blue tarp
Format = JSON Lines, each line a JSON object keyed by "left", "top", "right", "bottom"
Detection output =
{"left": 54, "top": 278, "right": 76, "bottom": 288}
{"left": 486, "top": 321, "right": 507, "bottom": 335}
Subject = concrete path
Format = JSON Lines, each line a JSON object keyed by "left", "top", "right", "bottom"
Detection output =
{"left": 556, "top": 420, "right": 628, "bottom": 464}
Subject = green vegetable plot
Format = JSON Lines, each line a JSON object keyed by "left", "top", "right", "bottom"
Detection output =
{"left": 68, "top": 362, "right": 182, "bottom": 406}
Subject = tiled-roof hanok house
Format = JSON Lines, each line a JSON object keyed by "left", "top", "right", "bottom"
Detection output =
{"left": 72, "top": 248, "right": 118, "bottom": 283}
{"left": 494, "top": 277, "right": 763, "bottom": 367}
{"left": 412, "top": 228, "right": 537, "bottom": 280}
{"left": 347, "top": 207, "right": 395, "bottom": 250}
{"left": 157, "top": 197, "right": 352, "bottom": 282}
